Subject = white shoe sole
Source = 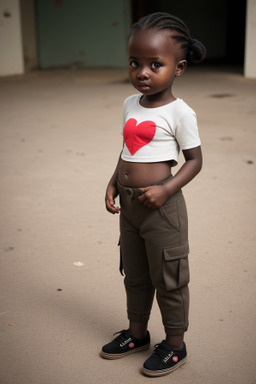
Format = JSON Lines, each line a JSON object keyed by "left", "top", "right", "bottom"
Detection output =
{"left": 142, "top": 356, "right": 187, "bottom": 377}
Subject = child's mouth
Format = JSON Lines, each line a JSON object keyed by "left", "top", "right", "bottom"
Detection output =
{"left": 137, "top": 83, "right": 150, "bottom": 91}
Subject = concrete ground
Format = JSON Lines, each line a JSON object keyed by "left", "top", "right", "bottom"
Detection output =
{"left": 0, "top": 66, "right": 255, "bottom": 384}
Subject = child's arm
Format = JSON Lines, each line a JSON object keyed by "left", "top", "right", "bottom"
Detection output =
{"left": 105, "top": 154, "right": 122, "bottom": 214}
{"left": 138, "top": 146, "right": 202, "bottom": 209}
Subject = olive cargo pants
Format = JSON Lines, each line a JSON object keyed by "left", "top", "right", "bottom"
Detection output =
{"left": 118, "top": 180, "right": 190, "bottom": 336}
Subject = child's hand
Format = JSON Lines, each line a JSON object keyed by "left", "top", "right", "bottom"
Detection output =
{"left": 138, "top": 185, "right": 169, "bottom": 210}
{"left": 105, "top": 185, "right": 120, "bottom": 214}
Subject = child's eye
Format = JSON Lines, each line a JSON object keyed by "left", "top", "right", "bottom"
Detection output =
{"left": 130, "top": 61, "right": 139, "bottom": 68}
{"left": 151, "top": 62, "right": 162, "bottom": 69}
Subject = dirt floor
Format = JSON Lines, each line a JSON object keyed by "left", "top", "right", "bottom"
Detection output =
{"left": 0, "top": 66, "right": 255, "bottom": 384}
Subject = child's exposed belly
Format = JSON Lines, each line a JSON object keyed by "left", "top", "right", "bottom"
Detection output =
{"left": 118, "top": 159, "right": 172, "bottom": 188}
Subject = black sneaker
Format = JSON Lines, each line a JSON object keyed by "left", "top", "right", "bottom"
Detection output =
{"left": 142, "top": 340, "right": 187, "bottom": 377}
{"left": 100, "top": 329, "right": 150, "bottom": 359}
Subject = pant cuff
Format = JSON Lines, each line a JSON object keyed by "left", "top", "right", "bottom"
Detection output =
{"left": 164, "top": 324, "right": 188, "bottom": 336}
{"left": 128, "top": 312, "right": 150, "bottom": 323}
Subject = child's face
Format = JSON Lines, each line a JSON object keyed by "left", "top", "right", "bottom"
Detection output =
{"left": 128, "top": 29, "right": 186, "bottom": 102}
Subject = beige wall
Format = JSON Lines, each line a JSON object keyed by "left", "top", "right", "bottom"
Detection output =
{"left": 0, "top": 0, "right": 24, "bottom": 76}
{"left": 244, "top": 0, "right": 256, "bottom": 78}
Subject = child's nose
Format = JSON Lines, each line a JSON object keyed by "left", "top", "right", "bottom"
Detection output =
{"left": 137, "top": 67, "right": 149, "bottom": 80}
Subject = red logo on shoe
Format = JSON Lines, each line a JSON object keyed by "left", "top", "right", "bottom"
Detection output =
{"left": 129, "top": 342, "right": 135, "bottom": 348}
{"left": 172, "top": 356, "right": 179, "bottom": 362}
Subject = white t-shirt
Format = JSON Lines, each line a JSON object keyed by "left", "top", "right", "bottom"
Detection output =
{"left": 121, "top": 94, "right": 201, "bottom": 165}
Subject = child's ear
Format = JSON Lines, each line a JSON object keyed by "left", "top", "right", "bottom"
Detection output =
{"left": 176, "top": 60, "right": 187, "bottom": 77}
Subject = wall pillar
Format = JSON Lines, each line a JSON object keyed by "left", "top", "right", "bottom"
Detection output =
{"left": 244, "top": 0, "right": 256, "bottom": 78}
{"left": 0, "top": 0, "right": 24, "bottom": 76}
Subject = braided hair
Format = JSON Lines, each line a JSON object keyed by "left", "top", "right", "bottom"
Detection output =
{"left": 129, "top": 12, "right": 206, "bottom": 64}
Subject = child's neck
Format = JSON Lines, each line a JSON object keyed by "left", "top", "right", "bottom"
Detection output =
{"left": 140, "top": 93, "right": 176, "bottom": 108}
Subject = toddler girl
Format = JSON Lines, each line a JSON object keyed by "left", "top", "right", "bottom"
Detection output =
{"left": 101, "top": 12, "right": 206, "bottom": 377}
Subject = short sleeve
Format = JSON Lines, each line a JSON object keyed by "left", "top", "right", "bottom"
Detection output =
{"left": 174, "top": 109, "right": 201, "bottom": 150}
{"left": 121, "top": 97, "right": 131, "bottom": 134}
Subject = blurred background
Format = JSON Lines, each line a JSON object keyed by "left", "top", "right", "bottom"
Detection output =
{"left": 1, "top": 2, "right": 256, "bottom": 384}
{"left": 0, "top": 0, "right": 255, "bottom": 78}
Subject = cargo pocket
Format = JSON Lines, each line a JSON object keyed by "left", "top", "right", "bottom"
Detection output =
{"left": 163, "top": 242, "right": 190, "bottom": 291}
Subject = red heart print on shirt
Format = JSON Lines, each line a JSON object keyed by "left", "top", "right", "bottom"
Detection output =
{"left": 123, "top": 118, "right": 156, "bottom": 155}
